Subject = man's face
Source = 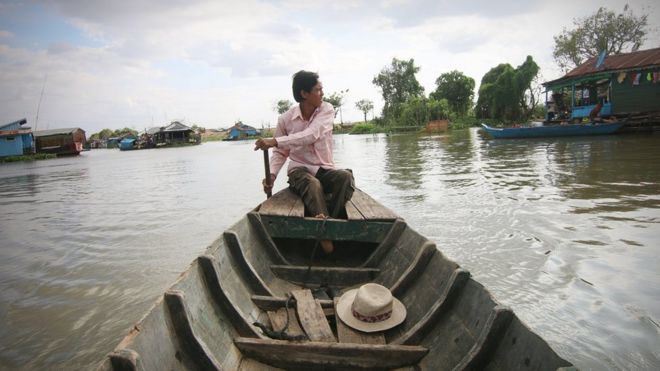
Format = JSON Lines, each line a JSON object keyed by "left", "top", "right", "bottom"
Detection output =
{"left": 302, "top": 81, "right": 323, "bottom": 108}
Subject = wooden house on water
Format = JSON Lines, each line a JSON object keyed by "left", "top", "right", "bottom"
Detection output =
{"left": 543, "top": 47, "right": 660, "bottom": 130}
{"left": 34, "top": 127, "right": 86, "bottom": 156}
{"left": 148, "top": 121, "right": 201, "bottom": 146}
{"left": 0, "top": 118, "right": 34, "bottom": 157}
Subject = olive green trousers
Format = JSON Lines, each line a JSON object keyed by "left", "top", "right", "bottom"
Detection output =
{"left": 287, "top": 167, "right": 355, "bottom": 219}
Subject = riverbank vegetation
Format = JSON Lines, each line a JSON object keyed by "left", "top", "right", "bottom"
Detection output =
{"left": 0, "top": 153, "right": 56, "bottom": 163}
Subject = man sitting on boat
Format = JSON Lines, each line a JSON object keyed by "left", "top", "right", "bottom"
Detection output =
{"left": 254, "top": 70, "right": 355, "bottom": 254}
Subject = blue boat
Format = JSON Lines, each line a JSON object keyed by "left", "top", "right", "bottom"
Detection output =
{"left": 481, "top": 122, "right": 623, "bottom": 139}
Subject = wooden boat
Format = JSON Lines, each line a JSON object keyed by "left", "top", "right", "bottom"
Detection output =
{"left": 97, "top": 189, "right": 573, "bottom": 370}
{"left": 481, "top": 122, "right": 623, "bottom": 139}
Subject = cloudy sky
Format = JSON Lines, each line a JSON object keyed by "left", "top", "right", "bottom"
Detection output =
{"left": 0, "top": 0, "right": 658, "bottom": 134}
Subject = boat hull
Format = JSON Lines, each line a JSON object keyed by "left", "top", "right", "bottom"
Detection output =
{"left": 97, "top": 189, "right": 573, "bottom": 370}
{"left": 481, "top": 122, "right": 623, "bottom": 139}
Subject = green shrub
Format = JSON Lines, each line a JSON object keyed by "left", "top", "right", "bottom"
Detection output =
{"left": 350, "top": 123, "right": 377, "bottom": 134}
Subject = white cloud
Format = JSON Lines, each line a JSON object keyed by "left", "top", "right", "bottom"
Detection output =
{"left": 0, "top": 0, "right": 658, "bottom": 133}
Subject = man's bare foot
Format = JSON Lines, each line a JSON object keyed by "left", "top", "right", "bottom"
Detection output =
{"left": 320, "top": 239, "right": 334, "bottom": 254}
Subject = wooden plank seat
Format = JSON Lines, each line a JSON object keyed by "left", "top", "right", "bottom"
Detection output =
{"left": 259, "top": 216, "right": 394, "bottom": 243}
{"left": 258, "top": 188, "right": 398, "bottom": 221}
{"left": 233, "top": 338, "right": 428, "bottom": 370}
{"left": 270, "top": 265, "right": 379, "bottom": 286}
{"left": 251, "top": 294, "right": 334, "bottom": 312}
{"left": 258, "top": 188, "right": 304, "bottom": 218}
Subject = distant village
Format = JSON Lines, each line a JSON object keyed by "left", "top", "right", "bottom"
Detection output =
{"left": 0, "top": 119, "right": 265, "bottom": 160}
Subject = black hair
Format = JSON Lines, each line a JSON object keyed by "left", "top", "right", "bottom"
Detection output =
{"left": 292, "top": 70, "right": 319, "bottom": 103}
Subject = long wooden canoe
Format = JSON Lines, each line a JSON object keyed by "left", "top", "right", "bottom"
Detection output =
{"left": 481, "top": 122, "right": 623, "bottom": 139}
{"left": 97, "top": 189, "right": 574, "bottom": 370}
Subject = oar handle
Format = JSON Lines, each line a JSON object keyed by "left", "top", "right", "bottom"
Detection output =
{"left": 263, "top": 149, "right": 272, "bottom": 198}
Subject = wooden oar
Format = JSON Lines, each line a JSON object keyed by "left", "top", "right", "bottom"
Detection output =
{"left": 263, "top": 149, "right": 272, "bottom": 198}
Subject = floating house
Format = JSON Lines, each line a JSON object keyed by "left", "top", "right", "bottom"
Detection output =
{"left": 148, "top": 121, "right": 201, "bottom": 146}
{"left": 226, "top": 122, "right": 259, "bottom": 140}
{"left": 119, "top": 138, "right": 137, "bottom": 151}
{"left": 34, "top": 127, "right": 86, "bottom": 156}
{"left": 543, "top": 47, "right": 660, "bottom": 129}
{"left": 0, "top": 118, "right": 34, "bottom": 157}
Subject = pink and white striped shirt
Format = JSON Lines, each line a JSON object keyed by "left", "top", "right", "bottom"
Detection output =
{"left": 269, "top": 101, "right": 336, "bottom": 178}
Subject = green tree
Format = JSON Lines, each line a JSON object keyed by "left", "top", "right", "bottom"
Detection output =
{"left": 372, "top": 58, "right": 424, "bottom": 122}
{"left": 398, "top": 97, "right": 450, "bottom": 127}
{"left": 430, "top": 70, "right": 475, "bottom": 115}
{"left": 354, "top": 99, "right": 374, "bottom": 123}
{"left": 323, "top": 89, "right": 348, "bottom": 124}
{"left": 399, "top": 97, "right": 429, "bottom": 127}
{"left": 89, "top": 128, "right": 114, "bottom": 140}
{"left": 274, "top": 99, "right": 293, "bottom": 114}
{"left": 553, "top": 5, "right": 649, "bottom": 71}
{"left": 428, "top": 98, "right": 449, "bottom": 121}
{"left": 112, "top": 127, "right": 138, "bottom": 137}
{"left": 475, "top": 56, "right": 540, "bottom": 121}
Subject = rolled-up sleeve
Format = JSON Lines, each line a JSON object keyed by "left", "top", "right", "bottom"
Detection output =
{"left": 276, "top": 103, "right": 334, "bottom": 150}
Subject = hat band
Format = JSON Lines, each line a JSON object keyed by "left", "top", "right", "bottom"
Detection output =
{"left": 351, "top": 308, "right": 392, "bottom": 323}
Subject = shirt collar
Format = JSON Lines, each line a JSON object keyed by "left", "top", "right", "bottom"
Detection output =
{"left": 292, "top": 104, "right": 319, "bottom": 122}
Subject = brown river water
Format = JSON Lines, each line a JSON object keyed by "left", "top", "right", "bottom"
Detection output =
{"left": 0, "top": 128, "right": 658, "bottom": 370}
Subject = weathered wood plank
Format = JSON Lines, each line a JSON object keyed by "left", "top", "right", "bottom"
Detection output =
{"left": 452, "top": 305, "right": 514, "bottom": 370}
{"left": 197, "top": 255, "right": 262, "bottom": 338}
{"left": 394, "top": 269, "right": 471, "bottom": 345}
{"left": 163, "top": 290, "right": 222, "bottom": 370}
{"left": 258, "top": 188, "right": 304, "bottom": 217}
{"left": 350, "top": 189, "right": 399, "bottom": 220}
{"left": 291, "top": 289, "right": 336, "bottom": 342}
{"left": 345, "top": 199, "right": 364, "bottom": 220}
{"left": 238, "top": 357, "right": 284, "bottom": 371}
{"left": 223, "top": 231, "right": 274, "bottom": 296}
{"left": 247, "top": 212, "right": 289, "bottom": 265}
{"left": 260, "top": 216, "right": 393, "bottom": 243}
{"left": 251, "top": 295, "right": 334, "bottom": 311}
{"left": 270, "top": 265, "right": 379, "bottom": 287}
{"left": 233, "top": 338, "right": 428, "bottom": 370}
{"left": 390, "top": 242, "right": 437, "bottom": 297}
{"left": 267, "top": 308, "right": 305, "bottom": 337}
{"left": 333, "top": 298, "right": 386, "bottom": 345}
{"left": 361, "top": 218, "right": 407, "bottom": 268}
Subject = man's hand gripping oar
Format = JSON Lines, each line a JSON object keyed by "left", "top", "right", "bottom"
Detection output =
{"left": 254, "top": 138, "right": 277, "bottom": 198}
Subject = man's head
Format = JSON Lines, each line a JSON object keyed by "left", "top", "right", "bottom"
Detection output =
{"left": 292, "top": 70, "right": 323, "bottom": 107}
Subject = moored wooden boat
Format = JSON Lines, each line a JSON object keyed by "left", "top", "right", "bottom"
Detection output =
{"left": 97, "top": 189, "right": 574, "bottom": 370}
{"left": 481, "top": 122, "right": 623, "bottom": 139}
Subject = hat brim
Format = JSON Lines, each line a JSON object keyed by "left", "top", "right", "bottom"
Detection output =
{"left": 336, "top": 288, "right": 407, "bottom": 333}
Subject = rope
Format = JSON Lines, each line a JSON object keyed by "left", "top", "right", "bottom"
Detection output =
{"left": 253, "top": 294, "right": 307, "bottom": 341}
{"left": 306, "top": 215, "right": 328, "bottom": 279}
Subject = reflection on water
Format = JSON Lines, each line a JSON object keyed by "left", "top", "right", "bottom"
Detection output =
{"left": 0, "top": 131, "right": 659, "bottom": 370}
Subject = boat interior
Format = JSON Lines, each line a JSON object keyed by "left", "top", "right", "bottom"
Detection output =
{"left": 99, "top": 188, "right": 572, "bottom": 371}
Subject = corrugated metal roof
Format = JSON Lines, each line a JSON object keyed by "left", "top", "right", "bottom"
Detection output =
{"left": 146, "top": 127, "right": 161, "bottom": 135}
{"left": 34, "top": 128, "right": 84, "bottom": 137}
{"left": 0, "top": 118, "right": 27, "bottom": 130}
{"left": 545, "top": 47, "right": 660, "bottom": 86}
{"left": 163, "top": 121, "right": 192, "bottom": 132}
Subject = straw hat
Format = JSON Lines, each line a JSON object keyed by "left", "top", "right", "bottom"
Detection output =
{"left": 336, "top": 283, "right": 406, "bottom": 333}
